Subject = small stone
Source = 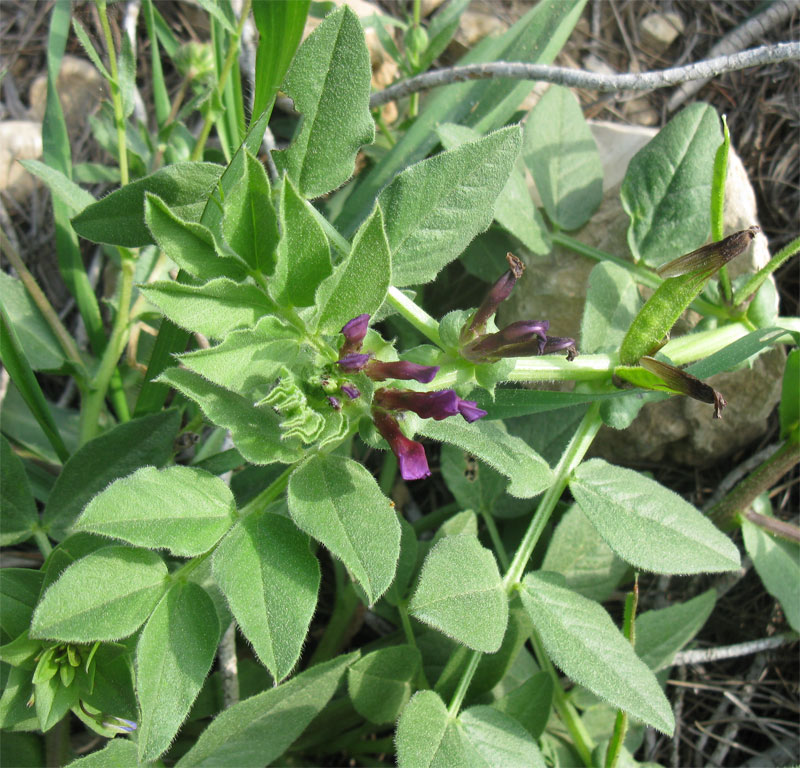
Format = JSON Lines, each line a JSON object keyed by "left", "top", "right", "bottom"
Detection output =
{"left": 640, "top": 12, "right": 684, "bottom": 53}
{"left": 583, "top": 54, "right": 616, "bottom": 77}
{"left": 0, "top": 121, "right": 43, "bottom": 201}
{"left": 623, "top": 97, "right": 659, "bottom": 127}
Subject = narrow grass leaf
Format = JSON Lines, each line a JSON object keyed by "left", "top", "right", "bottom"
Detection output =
{"left": 288, "top": 455, "right": 400, "bottom": 605}
{"left": 569, "top": 459, "right": 741, "bottom": 574}
{"left": 31, "top": 546, "right": 168, "bottom": 642}
{"left": 212, "top": 511, "right": 320, "bottom": 682}
{"left": 137, "top": 582, "right": 219, "bottom": 762}
{"left": 20, "top": 159, "right": 96, "bottom": 215}
{"left": 75, "top": 466, "right": 236, "bottom": 557}
{"left": 410, "top": 534, "right": 507, "bottom": 653}
{"left": 519, "top": 572, "right": 674, "bottom": 734}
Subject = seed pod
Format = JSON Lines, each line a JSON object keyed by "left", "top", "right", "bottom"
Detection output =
{"left": 619, "top": 226, "right": 760, "bottom": 365}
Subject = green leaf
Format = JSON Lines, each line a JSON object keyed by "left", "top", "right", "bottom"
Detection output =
{"left": 140, "top": 279, "right": 277, "bottom": 341}
{"left": 569, "top": 459, "right": 741, "bottom": 574}
{"left": 19, "top": 159, "right": 96, "bottom": 216}
{"left": 144, "top": 193, "right": 249, "bottom": 281}
{"left": 0, "top": 273, "right": 66, "bottom": 372}
{"left": 0, "top": 569, "right": 44, "bottom": 642}
{"left": 492, "top": 670, "right": 553, "bottom": 739}
{"left": 580, "top": 262, "right": 641, "bottom": 354}
{"left": 176, "top": 652, "right": 358, "bottom": 767}
{"left": 270, "top": 175, "right": 332, "bottom": 307}
{"left": 379, "top": 126, "right": 522, "bottom": 286}
{"left": 621, "top": 104, "right": 721, "bottom": 268}
{"left": 158, "top": 367, "right": 304, "bottom": 465}
{"left": 0, "top": 436, "right": 38, "bottom": 546}
{"left": 743, "top": 516, "right": 800, "bottom": 632}
{"left": 137, "top": 582, "right": 219, "bottom": 762}
{"left": 35, "top": 672, "right": 78, "bottom": 731}
{"left": 212, "top": 511, "right": 320, "bottom": 682}
{"left": 347, "top": 645, "right": 421, "bottom": 724}
{"left": 473, "top": 388, "right": 628, "bottom": 420}
{"left": 42, "top": 409, "right": 181, "bottom": 541}
{"left": 418, "top": 418, "right": 553, "bottom": 499}
{"left": 686, "top": 327, "right": 793, "bottom": 380}
{"left": 0, "top": 665, "right": 38, "bottom": 732}
{"left": 72, "top": 162, "right": 225, "bottom": 247}
{"left": 635, "top": 589, "right": 717, "bottom": 670}
{"left": 222, "top": 151, "right": 279, "bottom": 274}
{"left": 288, "top": 455, "right": 400, "bottom": 605}
{"left": 435, "top": 123, "right": 550, "bottom": 256}
{"left": 780, "top": 349, "right": 800, "bottom": 439}
{"left": 519, "top": 572, "right": 674, "bottom": 734}
{"left": 274, "top": 6, "right": 374, "bottom": 198}
{"left": 314, "top": 204, "right": 391, "bottom": 333}
{"left": 523, "top": 85, "right": 602, "bottom": 231}
{"left": 335, "top": 0, "right": 587, "bottom": 235}
{"left": 63, "top": 739, "right": 139, "bottom": 768}
{"left": 31, "top": 545, "right": 168, "bottom": 642}
{"left": 251, "top": 0, "right": 310, "bottom": 122}
{"left": 409, "top": 534, "right": 507, "bottom": 653}
{"left": 177, "top": 315, "right": 301, "bottom": 401}
{"left": 71, "top": 18, "right": 111, "bottom": 80}
{"left": 396, "top": 691, "right": 543, "bottom": 768}
{"left": 541, "top": 504, "right": 629, "bottom": 602}
{"left": 75, "top": 466, "right": 236, "bottom": 557}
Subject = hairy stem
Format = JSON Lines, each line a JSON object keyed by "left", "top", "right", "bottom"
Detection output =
{"left": 97, "top": 0, "right": 128, "bottom": 185}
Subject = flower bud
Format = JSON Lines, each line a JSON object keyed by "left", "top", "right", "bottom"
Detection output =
{"left": 640, "top": 356, "right": 727, "bottom": 418}
{"left": 372, "top": 409, "right": 431, "bottom": 480}
{"left": 365, "top": 360, "right": 440, "bottom": 384}
{"left": 336, "top": 353, "right": 372, "bottom": 372}
{"left": 461, "top": 253, "right": 525, "bottom": 341}
{"left": 341, "top": 384, "right": 360, "bottom": 400}
{"left": 340, "top": 314, "right": 370, "bottom": 355}
{"left": 657, "top": 226, "right": 761, "bottom": 279}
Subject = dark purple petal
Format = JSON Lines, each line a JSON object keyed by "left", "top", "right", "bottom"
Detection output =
{"left": 457, "top": 399, "right": 487, "bottom": 423}
{"left": 461, "top": 319, "right": 549, "bottom": 362}
{"left": 366, "top": 360, "right": 440, "bottom": 384}
{"left": 340, "top": 314, "right": 370, "bottom": 354}
{"left": 327, "top": 396, "right": 341, "bottom": 410}
{"left": 341, "top": 384, "right": 360, "bottom": 400}
{"left": 374, "top": 388, "right": 460, "bottom": 420}
{"left": 336, "top": 352, "right": 372, "bottom": 372}
{"left": 639, "top": 356, "right": 727, "bottom": 418}
{"left": 372, "top": 409, "right": 431, "bottom": 481}
{"left": 541, "top": 336, "right": 578, "bottom": 361}
{"left": 461, "top": 253, "right": 525, "bottom": 341}
{"left": 499, "top": 320, "right": 549, "bottom": 343}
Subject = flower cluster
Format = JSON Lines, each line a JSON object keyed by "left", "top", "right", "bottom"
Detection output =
{"left": 333, "top": 314, "right": 487, "bottom": 480}
{"left": 459, "top": 253, "right": 577, "bottom": 362}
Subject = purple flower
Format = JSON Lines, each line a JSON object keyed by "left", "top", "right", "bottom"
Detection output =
{"left": 340, "top": 314, "right": 370, "bottom": 355}
{"left": 365, "top": 360, "right": 440, "bottom": 384}
{"left": 336, "top": 352, "right": 372, "bottom": 372}
{"left": 372, "top": 409, "right": 431, "bottom": 481}
{"left": 327, "top": 396, "right": 342, "bottom": 410}
{"left": 461, "top": 253, "right": 525, "bottom": 341}
{"left": 102, "top": 716, "right": 138, "bottom": 733}
{"left": 541, "top": 336, "right": 578, "bottom": 361}
{"left": 462, "top": 320, "right": 549, "bottom": 362}
{"left": 374, "top": 388, "right": 487, "bottom": 423}
{"left": 341, "top": 384, "right": 360, "bottom": 400}
{"left": 457, "top": 399, "right": 488, "bottom": 423}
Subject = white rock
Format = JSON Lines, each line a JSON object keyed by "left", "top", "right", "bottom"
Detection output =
{"left": 0, "top": 121, "right": 43, "bottom": 201}
{"left": 640, "top": 12, "right": 684, "bottom": 53}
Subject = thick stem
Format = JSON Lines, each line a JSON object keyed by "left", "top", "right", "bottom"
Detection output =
{"left": 708, "top": 440, "right": 800, "bottom": 530}
{"left": 386, "top": 287, "right": 442, "bottom": 347}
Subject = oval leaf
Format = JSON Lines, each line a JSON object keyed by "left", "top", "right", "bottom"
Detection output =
{"left": 0, "top": 436, "right": 38, "bottom": 546}
{"left": 31, "top": 546, "right": 168, "bottom": 642}
{"left": 176, "top": 652, "right": 358, "bottom": 768}
{"left": 288, "top": 455, "right": 400, "bottom": 605}
{"left": 75, "top": 465, "right": 236, "bottom": 557}
{"left": 212, "top": 511, "right": 320, "bottom": 682}
{"left": 621, "top": 103, "right": 720, "bottom": 268}
{"left": 395, "top": 690, "right": 451, "bottom": 768}
{"left": 519, "top": 571, "right": 674, "bottom": 734}
{"left": 409, "top": 534, "right": 508, "bottom": 653}
{"left": 524, "top": 84, "right": 603, "bottom": 231}
{"left": 569, "top": 458, "right": 741, "bottom": 574}
{"left": 137, "top": 582, "right": 219, "bottom": 762}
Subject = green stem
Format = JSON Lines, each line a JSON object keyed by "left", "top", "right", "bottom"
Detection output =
{"left": 530, "top": 631, "right": 594, "bottom": 766}
{"left": 308, "top": 560, "right": 361, "bottom": 665}
{"left": 733, "top": 235, "right": 800, "bottom": 309}
{"left": 711, "top": 115, "right": 732, "bottom": 303}
{"left": 410, "top": 501, "right": 458, "bottom": 534}
{"left": 34, "top": 529, "right": 53, "bottom": 558}
{"left": 709, "top": 439, "right": 800, "bottom": 530}
{"left": 190, "top": 0, "right": 252, "bottom": 161}
{"left": 79, "top": 258, "right": 135, "bottom": 444}
{"left": 447, "top": 649, "right": 481, "bottom": 717}
{"left": 239, "top": 465, "right": 293, "bottom": 518}
{"left": 374, "top": 108, "right": 396, "bottom": 146}
{"left": 398, "top": 601, "right": 431, "bottom": 688}
{"left": 552, "top": 232, "right": 730, "bottom": 320}
{"left": 97, "top": 0, "right": 128, "bottom": 186}
{"left": 386, "top": 287, "right": 442, "bottom": 347}
{"left": 378, "top": 451, "right": 397, "bottom": 494}
{"left": 481, "top": 510, "right": 509, "bottom": 571}
{"left": 503, "top": 402, "right": 603, "bottom": 590}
